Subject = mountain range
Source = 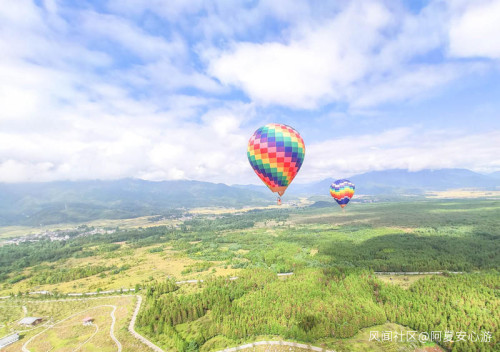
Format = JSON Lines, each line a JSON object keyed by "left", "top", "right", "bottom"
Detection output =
{"left": 288, "top": 168, "right": 500, "bottom": 195}
{"left": 0, "top": 179, "right": 269, "bottom": 226}
{"left": 0, "top": 168, "right": 498, "bottom": 226}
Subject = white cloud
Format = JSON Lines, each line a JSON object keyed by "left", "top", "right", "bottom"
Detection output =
{"left": 449, "top": 0, "right": 500, "bottom": 59}
{"left": 107, "top": 0, "right": 205, "bottom": 22}
{"left": 350, "top": 63, "right": 480, "bottom": 108}
{"left": 0, "top": 0, "right": 499, "bottom": 185}
{"left": 0, "top": 0, "right": 235, "bottom": 183}
{"left": 207, "top": 1, "right": 394, "bottom": 109}
{"left": 0, "top": 100, "right": 258, "bottom": 183}
{"left": 301, "top": 128, "right": 500, "bottom": 182}
{"left": 79, "top": 11, "right": 187, "bottom": 61}
{"left": 205, "top": 0, "right": 500, "bottom": 109}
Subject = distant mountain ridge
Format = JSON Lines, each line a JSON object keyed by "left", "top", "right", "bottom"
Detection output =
{"left": 0, "top": 179, "right": 272, "bottom": 226}
{"left": 0, "top": 168, "right": 498, "bottom": 226}
{"left": 288, "top": 168, "right": 500, "bottom": 195}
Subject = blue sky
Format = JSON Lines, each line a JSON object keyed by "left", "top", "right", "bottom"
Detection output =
{"left": 0, "top": 0, "right": 499, "bottom": 184}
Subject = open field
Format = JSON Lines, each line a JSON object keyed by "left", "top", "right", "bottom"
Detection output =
{"left": 208, "top": 323, "right": 441, "bottom": 352}
{"left": 323, "top": 322, "right": 445, "bottom": 352}
{"left": 0, "top": 244, "right": 239, "bottom": 296}
{"left": 426, "top": 190, "right": 500, "bottom": 199}
{"left": 0, "top": 295, "right": 143, "bottom": 352}
{"left": 189, "top": 198, "right": 313, "bottom": 215}
{"left": 0, "top": 215, "right": 180, "bottom": 241}
{"left": 376, "top": 275, "right": 431, "bottom": 289}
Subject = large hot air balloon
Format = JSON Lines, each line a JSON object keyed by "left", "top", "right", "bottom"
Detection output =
{"left": 330, "top": 179, "right": 355, "bottom": 209}
{"left": 247, "top": 123, "right": 305, "bottom": 204}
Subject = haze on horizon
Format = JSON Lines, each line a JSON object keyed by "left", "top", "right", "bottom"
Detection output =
{"left": 1, "top": 0, "right": 500, "bottom": 185}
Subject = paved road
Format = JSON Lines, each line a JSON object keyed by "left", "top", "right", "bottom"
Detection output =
{"left": 1, "top": 270, "right": 467, "bottom": 301}
{"left": 215, "top": 340, "right": 335, "bottom": 352}
{"left": 374, "top": 271, "right": 463, "bottom": 275}
{"left": 128, "top": 295, "right": 164, "bottom": 352}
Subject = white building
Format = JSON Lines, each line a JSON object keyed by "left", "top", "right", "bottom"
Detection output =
{"left": 19, "top": 317, "right": 43, "bottom": 326}
{"left": 0, "top": 333, "right": 19, "bottom": 348}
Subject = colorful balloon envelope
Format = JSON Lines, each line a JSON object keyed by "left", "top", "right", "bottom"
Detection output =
{"left": 247, "top": 123, "right": 305, "bottom": 198}
{"left": 330, "top": 179, "right": 355, "bottom": 208}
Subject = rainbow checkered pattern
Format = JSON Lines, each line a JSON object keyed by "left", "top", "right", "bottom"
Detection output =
{"left": 247, "top": 123, "right": 305, "bottom": 196}
{"left": 330, "top": 179, "right": 355, "bottom": 208}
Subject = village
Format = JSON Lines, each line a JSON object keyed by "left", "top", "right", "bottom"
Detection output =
{"left": 1, "top": 227, "right": 116, "bottom": 246}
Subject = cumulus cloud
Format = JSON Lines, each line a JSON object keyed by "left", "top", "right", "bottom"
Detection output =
{"left": 0, "top": 101, "right": 258, "bottom": 183}
{"left": 0, "top": 0, "right": 236, "bottom": 183}
{"left": 0, "top": 0, "right": 499, "bottom": 184}
{"left": 350, "top": 63, "right": 483, "bottom": 108}
{"left": 207, "top": 1, "right": 395, "bottom": 108}
{"left": 301, "top": 128, "right": 500, "bottom": 182}
{"left": 206, "top": 0, "right": 499, "bottom": 109}
{"left": 449, "top": 0, "right": 500, "bottom": 59}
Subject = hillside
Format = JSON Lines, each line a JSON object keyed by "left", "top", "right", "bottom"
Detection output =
{"left": 1, "top": 168, "right": 498, "bottom": 226}
{"left": 0, "top": 179, "right": 271, "bottom": 226}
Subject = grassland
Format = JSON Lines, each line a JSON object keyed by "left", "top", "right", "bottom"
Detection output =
{"left": 199, "top": 322, "right": 440, "bottom": 352}
{"left": 426, "top": 190, "right": 500, "bottom": 199}
{"left": 0, "top": 244, "right": 239, "bottom": 296}
{"left": 376, "top": 275, "right": 430, "bottom": 289}
{"left": 0, "top": 215, "right": 180, "bottom": 240}
{"left": 0, "top": 295, "right": 142, "bottom": 352}
{"left": 323, "top": 322, "right": 445, "bottom": 352}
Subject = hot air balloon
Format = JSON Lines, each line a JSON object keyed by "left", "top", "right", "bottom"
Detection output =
{"left": 330, "top": 179, "right": 355, "bottom": 209}
{"left": 247, "top": 123, "right": 305, "bottom": 204}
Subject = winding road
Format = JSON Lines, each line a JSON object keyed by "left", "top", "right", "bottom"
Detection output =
{"left": 215, "top": 340, "right": 335, "bottom": 352}
{"left": 128, "top": 295, "right": 164, "bottom": 352}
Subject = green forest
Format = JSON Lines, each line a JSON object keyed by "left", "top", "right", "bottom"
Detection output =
{"left": 136, "top": 270, "right": 499, "bottom": 352}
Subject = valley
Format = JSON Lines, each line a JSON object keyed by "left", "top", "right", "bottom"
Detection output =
{"left": 0, "top": 197, "right": 498, "bottom": 351}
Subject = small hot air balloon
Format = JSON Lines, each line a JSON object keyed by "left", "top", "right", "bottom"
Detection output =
{"left": 330, "top": 179, "right": 355, "bottom": 209}
{"left": 247, "top": 123, "right": 305, "bottom": 204}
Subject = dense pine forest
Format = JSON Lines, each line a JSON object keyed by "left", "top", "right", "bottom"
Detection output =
{"left": 380, "top": 273, "right": 499, "bottom": 352}
{"left": 136, "top": 270, "right": 499, "bottom": 352}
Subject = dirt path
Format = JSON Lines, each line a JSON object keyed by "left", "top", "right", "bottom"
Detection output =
{"left": 72, "top": 322, "right": 98, "bottom": 352}
{"left": 109, "top": 305, "right": 122, "bottom": 352}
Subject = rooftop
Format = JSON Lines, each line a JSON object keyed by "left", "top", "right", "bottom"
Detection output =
{"left": 19, "top": 317, "right": 42, "bottom": 325}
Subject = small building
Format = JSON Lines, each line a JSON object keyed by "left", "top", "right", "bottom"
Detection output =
{"left": 19, "top": 317, "right": 43, "bottom": 326}
{"left": 83, "top": 317, "right": 94, "bottom": 326}
{"left": 0, "top": 333, "right": 20, "bottom": 348}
